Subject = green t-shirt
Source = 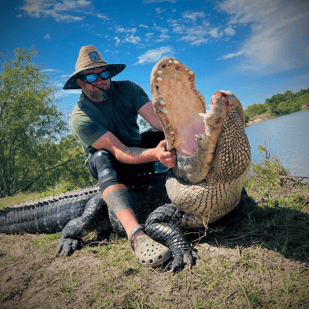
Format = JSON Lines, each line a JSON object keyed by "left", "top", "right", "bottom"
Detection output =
{"left": 71, "top": 80, "right": 150, "bottom": 154}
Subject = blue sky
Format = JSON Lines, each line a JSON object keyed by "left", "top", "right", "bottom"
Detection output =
{"left": 1, "top": 0, "right": 309, "bottom": 117}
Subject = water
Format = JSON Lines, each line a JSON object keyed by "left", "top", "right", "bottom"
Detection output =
{"left": 245, "top": 110, "right": 309, "bottom": 179}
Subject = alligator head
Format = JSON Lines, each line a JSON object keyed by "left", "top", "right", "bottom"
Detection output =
{"left": 150, "top": 58, "right": 251, "bottom": 224}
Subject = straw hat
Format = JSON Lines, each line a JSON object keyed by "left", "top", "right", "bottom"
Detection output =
{"left": 63, "top": 45, "right": 126, "bottom": 90}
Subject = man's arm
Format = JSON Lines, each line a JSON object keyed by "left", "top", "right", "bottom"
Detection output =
{"left": 138, "top": 101, "right": 163, "bottom": 131}
{"left": 92, "top": 131, "right": 176, "bottom": 168}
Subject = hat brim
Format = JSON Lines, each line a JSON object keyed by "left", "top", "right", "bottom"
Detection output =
{"left": 63, "top": 64, "right": 126, "bottom": 90}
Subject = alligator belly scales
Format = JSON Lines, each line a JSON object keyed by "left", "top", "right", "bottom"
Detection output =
{"left": 0, "top": 58, "right": 251, "bottom": 271}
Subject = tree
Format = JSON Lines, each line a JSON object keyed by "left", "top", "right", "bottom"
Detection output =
{"left": 138, "top": 117, "right": 151, "bottom": 132}
{"left": 0, "top": 47, "right": 69, "bottom": 196}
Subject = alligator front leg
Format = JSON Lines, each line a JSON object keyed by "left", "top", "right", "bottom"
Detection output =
{"left": 57, "top": 193, "right": 107, "bottom": 256}
{"left": 144, "top": 204, "right": 200, "bottom": 272}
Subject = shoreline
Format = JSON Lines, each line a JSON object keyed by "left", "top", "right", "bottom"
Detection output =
{"left": 245, "top": 107, "right": 309, "bottom": 127}
{"left": 245, "top": 114, "right": 276, "bottom": 127}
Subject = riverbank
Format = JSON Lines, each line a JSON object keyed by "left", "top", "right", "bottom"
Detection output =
{"left": 245, "top": 104, "right": 309, "bottom": 127}
{"left": 245, "top": 110, "right": 276, "bottom": 127}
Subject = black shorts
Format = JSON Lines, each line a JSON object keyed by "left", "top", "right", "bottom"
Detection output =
{"left": 86, "top": 129, "right": 165, "bottom": 192}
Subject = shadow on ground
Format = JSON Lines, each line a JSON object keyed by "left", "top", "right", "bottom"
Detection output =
{"left": 186, "top": 193, "right": 309, "bottom": 265}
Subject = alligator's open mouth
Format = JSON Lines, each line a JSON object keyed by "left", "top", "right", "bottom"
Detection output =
{"left": 150, "top": 57, "right": 248, "bottom": 185}
{"left": 150, "top": 58, "right": 206, "bottom": 157}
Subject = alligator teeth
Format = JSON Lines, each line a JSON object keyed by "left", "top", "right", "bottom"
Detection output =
{"left": 157, "top": 77, "right": 162, "bottom": 81}
{"left": 195, "top": 134, "right": 204, "bottom": 140}
{"left": 173, "top": 60, "right": 179, "bottom": 64}
{"left": 161, "top": 107, "right": 168, "bottom": 114}
{"left": 168, "top": 60, "right": 172, "bottom": 63}
{"left": 188, "top": 71, "right": 194, "bottom": 75}
{"left": 157, "top": 70, "right": 163, "bottom": 74}
{"left": 159, "top": 99, "right": 166, "bottom": 105}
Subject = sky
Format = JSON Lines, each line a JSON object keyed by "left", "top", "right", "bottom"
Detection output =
{"left": 1, "top": 0, "right": 309, "bottom": 117}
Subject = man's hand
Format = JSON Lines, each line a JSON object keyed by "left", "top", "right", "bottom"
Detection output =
{"left": 156, "top": 140, "right": 177, "bottom": 168}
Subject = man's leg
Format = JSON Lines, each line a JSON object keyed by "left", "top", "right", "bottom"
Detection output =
{"left": 103, "top": 184, "right": 144, "bottom": 241}
{"left": 103, "top": 183, "right": 171, "bottom": 266}
{"left": 87, "top": 149, "right": 171, "bottom": 267}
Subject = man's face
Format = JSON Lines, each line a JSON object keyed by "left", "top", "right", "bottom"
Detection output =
{"left": 76, "top": 67, "right": 111, "bottom": 102}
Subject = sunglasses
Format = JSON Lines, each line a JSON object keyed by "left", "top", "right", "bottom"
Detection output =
{"left": 79, "top": 71, "right": 111, "bottom": 83}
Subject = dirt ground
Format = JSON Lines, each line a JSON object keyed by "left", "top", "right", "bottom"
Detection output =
{"left": 1, "top": 178, "right": 309, "bottom": 309}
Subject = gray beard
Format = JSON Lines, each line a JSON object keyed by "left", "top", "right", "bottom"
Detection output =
{"left": 84, "top": 83, "right": 113, "bottom": 101}
{"left": 87, "top": 89, "right": 109, "bottom": 101}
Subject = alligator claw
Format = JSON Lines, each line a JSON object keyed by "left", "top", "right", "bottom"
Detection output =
{"left": 163, "top": 249, "right": 198, "bottom": 272}
{"left": 184, "top": 249, "right": 198, "bottom": 269}
{"left": 57, "top": 236, "right": 80, "bottom": 256}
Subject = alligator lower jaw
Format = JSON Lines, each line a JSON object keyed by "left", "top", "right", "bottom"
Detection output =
{"left": 174, "top": 90, "right": 246, "bottom": 184}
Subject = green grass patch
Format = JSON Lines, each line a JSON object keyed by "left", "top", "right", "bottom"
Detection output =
{"left": 29, "top": 233, "right": 62, "bottom": 253}
{"left": 0, "top": 192, "right": 42, "bottom": 209}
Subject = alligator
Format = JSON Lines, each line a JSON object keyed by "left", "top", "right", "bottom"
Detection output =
{"left": 0, "top": 58, "right": 251, "bottom": 272}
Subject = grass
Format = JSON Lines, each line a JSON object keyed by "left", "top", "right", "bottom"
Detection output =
{"left": 0, "top": 181, "right": 87, "bottom": 209}
{"left": 1, "top": 147, "right": 309, "bottom": 308}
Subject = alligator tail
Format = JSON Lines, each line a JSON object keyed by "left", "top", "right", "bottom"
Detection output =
{"left": 0, "top": 186, "right": 100, "bottom": 234}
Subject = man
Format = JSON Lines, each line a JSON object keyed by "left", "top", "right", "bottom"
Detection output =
{"left": 63, "top": 45, "right": 176, "bottom": 267}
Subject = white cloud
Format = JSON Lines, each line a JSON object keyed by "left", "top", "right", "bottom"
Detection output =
{"left": 114, "top": 36, "right": 121, "bottom": 45}
{"left": 217, "top": 51, "right": 244, "bottom": 60}
{"left": 53, "top": 82, "right": 64, "bottom": 88}
{"left": 224, "top": 26, "right": 235, "bottom": 36}
{"left": 153, "top": 24, "right": 170, "bottom": 42}
{"left": 183, "top": 11, "right": 205, "bottom": 22}
{"left": 43, "top": 33, "right": 51, "bottom": 41}
{"left": 115, "top": 26, "right": 137, "bottom": 34}
{"left": 168, "top": 15, "right": 211, "bottom": 46}
{"left": 60, "top": 74, "right": 71, "bottom": 79}
{"left": 172, "top": 26, "right": 184, "bottom": 34}
{"left": 135, "top": 46, "right": 174, "bottom": 65}
{"left": 124, "top": 35, "right": 141, "bottom": 44}
{"left": 42, "top": 68, "right": 59, "bottom": 73}
{"left": 77, "top": 0, "right": 91, "bottom": 6}
{"left": 19, "top": 0, "right": 91, "bottom": 22}
{"left": 113, "top": 27, "right": 142, "bottom": 45}
{"left": 139, "top": 24, "right": 149, "bottom": 28}
{"left": 56, "top": 89, "right": 81, "bottom": 99}
{"left": 217, "top": 0, "right": 309, "bottom": 74}
{"left": 178, "top": 25, "right": 209, "bottom": 46}
{"left": 156, "top": 8, "right": 166, "bottom": 14}
{"left": 96, "top": 13, "right": 109, "bottom": 20}
{"left": 208, "top": 27, "right": 222, "bottom": 39}
{"left": 145, "top": 32, "right": 154, "bottom": 42}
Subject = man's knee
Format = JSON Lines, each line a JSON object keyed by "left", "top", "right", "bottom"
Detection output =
{"left": 87, "top": 149, "right": 120, "bottom": 192}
